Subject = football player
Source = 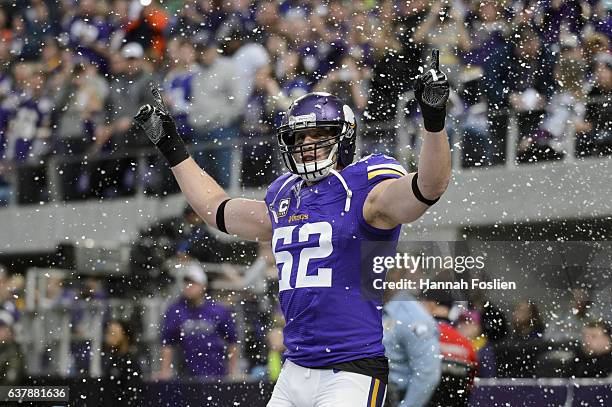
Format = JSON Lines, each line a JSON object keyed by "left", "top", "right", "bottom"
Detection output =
{"left": 134, "top": 49, "right": 451, "bottom": 406}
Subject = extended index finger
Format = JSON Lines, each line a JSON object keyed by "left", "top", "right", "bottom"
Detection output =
{"left": 430, "top": 49, "right": 440, "bottom": 71}
{"left": 150, "top": 84, "right": 168, "bottom": 114}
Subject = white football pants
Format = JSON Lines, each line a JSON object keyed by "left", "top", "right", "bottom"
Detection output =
{"left": 267, "top": 359, "right": 387, "bottom": 407}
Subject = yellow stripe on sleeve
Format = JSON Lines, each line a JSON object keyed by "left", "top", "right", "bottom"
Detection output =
{"left": 367, "top": 169, "right": 405, "bottom": 180}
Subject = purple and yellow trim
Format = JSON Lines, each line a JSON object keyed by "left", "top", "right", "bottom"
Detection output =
{"left": 366, "top": 378, "right": 386, "bottom": 407}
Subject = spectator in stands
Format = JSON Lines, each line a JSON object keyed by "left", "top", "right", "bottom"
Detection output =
{"left": 456, "top": 310, "right": 496, "bottom": 378}
{"left": 102, "top": 319, "right": 141, "bottom": 405}
{"left": 540, "top": 0, "right": 589, "bottom": 46}
{"left": 228, "top": 28, "right": 270, "bottom": 108}
{"left": 583, "top": 32, "right": 609, "bottom": 76}
{"left": 189, "top": 37, "right": 246, "bottom": 187}
{"left": 4, "top": 65, "right": 52, "bottom": 204}
{"left": 383, "top": 278, "right": 441, "bottom": 407}
{"left": 63, "top": 0, "right": 114, "bottom": 74}
{"left": 468, "top": 287, "right": 508, "bottom": 343}
{"left": 212, "top": 242, "right": 278, "bottom": 376}
{"left": 92, "top": 42, "right": 152, "bottom": 198}
{"left": 578, "top": 52, "right": 612, "bottom": 156}
{"left": 412, "top": 0, "right": 471, "bottom": 87}
{"left": 362, "top": 5, "right": 408, "bottom": 156}
{"left": 174, "top": 0, "right": 226, "bottom": 40}
{"left": 0, "top": 264, "right": 20, "bottom": 332}
{"left": 314, "top": 54, "right": 367, "bottom": 113}
{"left": 108, "top": 0, "right": 130, "bottom": 47}
{"left": 54, "top": 62, "right": 109, "bottom": 200}
{"left": 7, "top": 273, "right": 23, "bottom": 312}
{"left": 347, "top": 11, "right": 375, "bottom": 74}
{"left": 3, "top": 63, "right": 52, "bottom": 163}
{"left": 593, "top": 0, "right": 612, "bottom": 41}
{"left": 510, "top": 300, "right": 545, "bottom": 340}
{"left": 253, "top": 0, "right": 280, "bottom": 37}
{"left": 20, "top": 0, "right": 53, "bottom": 60}
{"left": 574, "top": 320, "right": 612, "bottom": 378}
{"left": 0, "top": 265, "right": 18, "bottom": 328}
{"left": 547, "top": 289, "right": 601, "bottom": 345}
{"left": 518, "top": 54, "right": 589, "bottom": 163}
{"left": 458, "top": 67, "right": 491, "bottom": 168}
{"left": 419, "top": 289, "right": 477, "bottom": 407}
{"left": 159, "top": 261, "right": 238, "bottom": 379}
{"left": 95, "top": 42, "right": 152, "bottom": 154}
{"left": 464, "top": 0, "right": 512, "bottom": 165}
{"left": 509, "top": 25, "right": 556, "bottom": 161}
{"left": 175, "top": 205, "right": 238, "bottom": 263}
{"left": 0, "top": 28, "right": 10, "bottom": 203}
{"left": 0, "top": 312, "right": 23, "bottom": 385}
{"left": 40, "top": 37, "right": 64, "bottom": 79}
{"left": 163, "top": 39, "right": 199, "bottom": 141}
{"left": 123, "top": 1, "right": 169, "bottom": 59}
{"left": 71, "top": 277, "right": 109, "bottom": 374}
{"left": 214, "top": 241, "right": 278, "bottom": 295}
{"left": 275, "top": 49, "right": 311, "bottom": 101}
{"left": 239, "top": 65, "right": 281, "bottom": 187}
{"left": 38, "top": 270, "right": 72, "bottom": 309}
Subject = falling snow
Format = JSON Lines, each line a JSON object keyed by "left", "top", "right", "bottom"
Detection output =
{"left": 0, "top": 0, "right": 611, "bottom": 406}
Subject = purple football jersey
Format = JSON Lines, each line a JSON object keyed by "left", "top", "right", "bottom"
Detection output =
{"left": 265, "top": 154, "right": 407, "bottom": 367}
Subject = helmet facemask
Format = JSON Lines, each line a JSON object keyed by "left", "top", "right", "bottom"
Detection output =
{"left": 278, "top": 124, "right": 343, "bottom": 182}
{"left": 277, "top": 93, "right": 357, "bottom": 181}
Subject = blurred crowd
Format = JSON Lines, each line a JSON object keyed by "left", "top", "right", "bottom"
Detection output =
{"left": 0, "top": 0, "right": 610, "bottom": 205}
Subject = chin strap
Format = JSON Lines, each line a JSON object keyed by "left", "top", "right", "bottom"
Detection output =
{"left": 329, "top": 169, "right": 352, "bottom": 213}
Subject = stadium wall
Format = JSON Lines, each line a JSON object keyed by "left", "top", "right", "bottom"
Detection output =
{"left": 22, "top": 376, "right": 612, "bottom": 407}
{"left": 1, "top": 157, "right": 610, "bottom": 252}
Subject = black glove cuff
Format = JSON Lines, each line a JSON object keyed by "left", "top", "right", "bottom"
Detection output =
{"left": 420, "top": 104, "right": 446, "bottom": 133}
{"left": 156, "top": 125, "right": 189, "bottom": 167}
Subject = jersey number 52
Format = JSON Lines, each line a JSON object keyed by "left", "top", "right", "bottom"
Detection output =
{"left": 272, "top": 222, "right": 333, "bottom": 291}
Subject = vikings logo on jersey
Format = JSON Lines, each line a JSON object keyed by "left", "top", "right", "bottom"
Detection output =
{"left": 265, "top": 153, "right": 407, "bottom": 367}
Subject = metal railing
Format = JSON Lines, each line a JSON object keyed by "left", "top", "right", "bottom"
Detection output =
{"left": 1, "top": 134, "right": 277, "bottom": 207}
{"left": 20, "top": 264, "right": 252, "bottom": 379}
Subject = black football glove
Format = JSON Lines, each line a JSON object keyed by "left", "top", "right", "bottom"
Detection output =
{"left": 414, "top": 49, "right": 450, "bottom": 133}
{"left": 134, "top": 85, "right": 189, "bottom": 167}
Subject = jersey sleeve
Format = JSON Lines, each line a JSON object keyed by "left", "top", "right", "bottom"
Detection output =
{"left": 345, "top": 154, "right": 408, "bottom": 237}
{"left": 360, "top": 154, "right": 408, "bottom": 193}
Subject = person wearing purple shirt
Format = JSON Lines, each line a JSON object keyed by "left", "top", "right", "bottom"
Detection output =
{"left": 159, "top": 262, "right": 238, "bottom": 379}
{"left": 163, "top": 40, "right": 198, "bottom": 141}
{"left": 63, "top": 0, "right": 114, "bottom": 74}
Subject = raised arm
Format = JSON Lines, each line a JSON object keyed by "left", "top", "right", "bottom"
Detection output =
{"left": 134, "top": 86, "right": 272, "bottom": 241}
{"left": 170, "top": 158, "right": 271, "bottom": 241}
{"left": 364, "top": 50, "right": 451, "bottom": 229}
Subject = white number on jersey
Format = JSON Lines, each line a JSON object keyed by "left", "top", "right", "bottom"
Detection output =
{"left": 272, "top": 222, "right": 333, "bottom": 291}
